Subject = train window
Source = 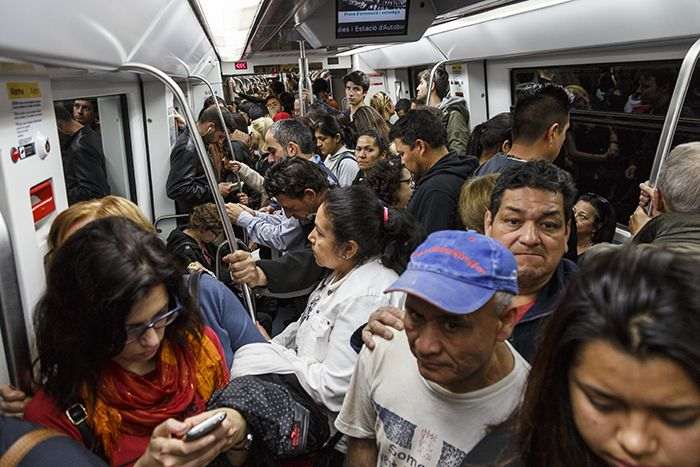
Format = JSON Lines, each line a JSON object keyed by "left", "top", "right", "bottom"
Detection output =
{"left": 511, "top": 60, "right": 700, "bottom": 226}
{"left": 53, "top": 95, "right": 136, "bottom": 205}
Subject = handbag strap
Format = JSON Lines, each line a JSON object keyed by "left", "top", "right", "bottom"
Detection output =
{"left": 0, "top": 428, "right": 66, "bottom": 467}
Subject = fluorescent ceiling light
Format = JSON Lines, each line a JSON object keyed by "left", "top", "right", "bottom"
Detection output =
{"left": 197, "top": 0, "right": 262, "bottom": 61}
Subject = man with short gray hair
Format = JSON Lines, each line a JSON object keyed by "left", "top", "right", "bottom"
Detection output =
{"left": 336, "top": 230, "right": 529, "bottom": 467}
{"left": 631, "top": 141, "right": 700, "bottom": 253}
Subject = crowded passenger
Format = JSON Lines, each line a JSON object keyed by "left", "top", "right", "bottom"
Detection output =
{"left": 337, "top": 231, "right": 527, "bottom": 467}
{"left": 314, "top": 115, "right": 359, "bottom": 186}
{"left": 265, "top": 95, "right": 282, "bottom": 119}
{"left": 343, "top": 70, "right": 369, "bottom": 119}
{"left": 363, "top": 161, "right": 577, "bottom": 363}
{"left": 466, "top": 112, "right": 512, "bottom": 165}
{"left": 223, "top": 185, "right": 423, "bottom": 464}
{"left": 390, "top": 108, "right": 477, "bottom": 234}
{"left": 416, "top": 64, "right": 470, "bottom": 156}
{"left": 166, "top": 105, "right": 237, "bottom": 218}
{"left": 513, "top": 245, "right": 700, "bottom": 466}
{"left": 311, "top": 77, "right": 340, "bottom": 112}
{"left": 353, "top": 129, "right": 391, "bottom": 184}
{"left": 369, "top": 91, "right": 396, "bottom": 125}
{"left": 352, "top": 105, "right": 391, "bottom": 141}
{"left": 363, "top": 156, "right": 413, "bottom": 209}
{"left": 574, "top": 192, "right": 616, "bottom": 256}
{"left": 458, "top": 174, "right": 500, "bottom": 233}
{"left": 24, "top": 217, "right": 255, "bottom": 466}
{"left": 54, "top": 102, "right": 110, "bottom": 205}
{"left": 394, "top": 98, "right": 411, "bottom": 119}
{"left": 72, "top": 98, "right": 99, "bottom": 132}
{"left": 630, "top": 142, "right": 700, "bottom": 254}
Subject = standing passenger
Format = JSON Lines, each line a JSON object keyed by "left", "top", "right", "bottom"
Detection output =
{"left": 314, "top": 115, "right": 359, "bottom": 186}
{"left": 416, "top": 65, "right": 471, "bottom": 156}
{"left": 354, "top": 129, "right": 391, "bottom": 184}
{"left": 343, "top": 70, "right": 369, "bottom": 120}
{"left": 390, "top": 109, "right": 477, "bottom": 234}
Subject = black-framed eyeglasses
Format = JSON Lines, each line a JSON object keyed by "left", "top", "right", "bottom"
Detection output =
{"left": 124, "top": 296, "right": 182, "bottom": 343}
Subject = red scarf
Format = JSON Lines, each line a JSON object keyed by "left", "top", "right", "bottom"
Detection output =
{"left": 84, "top": 328, "right": 228, "bottom": 459}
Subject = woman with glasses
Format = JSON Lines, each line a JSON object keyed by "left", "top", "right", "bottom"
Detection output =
{"left": 363, "top": 156, "right": 413, "bottom": 209}
{"left": 24, "top": 217, "right": 252, "bottom": 466}
{"left": 574, "top": 192, "right": 617, "bottom": 256}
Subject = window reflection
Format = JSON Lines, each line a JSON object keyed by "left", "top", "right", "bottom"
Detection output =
{"left": 512, "top": 60, "right": 700, "bottom": 225}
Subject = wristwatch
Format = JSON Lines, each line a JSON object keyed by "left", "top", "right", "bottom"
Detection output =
{"left": 232, "top": 432, "right": 253, "bottom": 451}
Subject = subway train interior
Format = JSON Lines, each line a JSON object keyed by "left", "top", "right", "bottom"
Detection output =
{"left": 0, "top": 0, "right": 699, "bottom": 464}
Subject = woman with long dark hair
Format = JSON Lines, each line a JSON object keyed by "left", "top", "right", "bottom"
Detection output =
{"left": 515, "top": 245, "right": 700, "bottom": 466}
{"left": 353, "top": 128, "right": 391, "bottom": 185}
{"left": 24, "top": 217, "right": 249, "bottom": 466}
{"left": 314, "top": 115, "right": 358, "bottom": 186}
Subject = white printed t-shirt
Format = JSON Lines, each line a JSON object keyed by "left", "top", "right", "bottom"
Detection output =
{"left": 335, "top": 331, "right": 529, "bottom": 467}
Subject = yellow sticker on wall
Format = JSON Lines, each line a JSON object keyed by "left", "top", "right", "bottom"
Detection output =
{"left": 6, "top": 82, "right": 41, "bottom": 100}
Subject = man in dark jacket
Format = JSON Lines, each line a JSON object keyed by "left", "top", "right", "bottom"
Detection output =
{"left": 54, "top": 103, "right": 110, "bottom": 205}
{"left": 225, "top": 157, "right": 330, "bottom": 296}
{"left": 390, "top": 109, "right": 477, "bottom": 234}
{"left": 166, "top": 105, "right": 237, "bottom": 216}
{"left": 417, "top": 65, "right": 470, "bottom": 156}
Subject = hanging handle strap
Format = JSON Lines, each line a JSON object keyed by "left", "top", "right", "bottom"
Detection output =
{"left": 0, "top": 428, "right": 66, "bottom": 467}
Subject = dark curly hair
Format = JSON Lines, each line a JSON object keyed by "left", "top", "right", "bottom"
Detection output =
{"left": 363, "top": 156, "right": 406, "bottom": 208}
{"left": 33, "top": 217, "right": 202, "bottom": 409}
{"left": 189, "top": 203, "right": 223, "bottom": 237}
{"left": 263, "top": 157, "right": 329, "bottom": 199}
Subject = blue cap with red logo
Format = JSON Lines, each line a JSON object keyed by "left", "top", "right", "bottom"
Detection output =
{"left": 385, "top": 230, "right": 518, "bottom": 314}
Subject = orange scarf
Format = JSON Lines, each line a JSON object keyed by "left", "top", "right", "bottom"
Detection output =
{"left": 83, "top": 328, "right": 228, "bottom": 459}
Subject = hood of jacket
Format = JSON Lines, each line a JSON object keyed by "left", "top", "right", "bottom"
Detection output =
{"left": 439, "top": 95, "right": 469, "bottom": 124}
{"left": 416, "top": 151, "right": 477, "bottom": 186}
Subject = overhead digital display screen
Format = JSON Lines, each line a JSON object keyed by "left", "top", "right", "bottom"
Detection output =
{"left": 336, "top": 0, "right": 409, "bottom": 39}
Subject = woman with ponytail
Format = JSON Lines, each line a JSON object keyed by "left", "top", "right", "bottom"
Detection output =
{"left": 223, "top": 185, "right": 425, "bottom": 465}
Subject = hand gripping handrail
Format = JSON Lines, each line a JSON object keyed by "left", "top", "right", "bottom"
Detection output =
{"left": 648, "top": 37, "right": 700, "bottom": 187}
{"left": 118, "top": 63, "right": 256, "bottom": 321}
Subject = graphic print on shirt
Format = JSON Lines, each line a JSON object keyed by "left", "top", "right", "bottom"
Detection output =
{"left": 373, "top": 401, "right": 467, "bottom": 467}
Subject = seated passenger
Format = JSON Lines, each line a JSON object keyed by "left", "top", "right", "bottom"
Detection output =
{"left": 167, "top": 202, "right": 223, "bottom": 274}
{"left": 314, "top": 115, "right": 359, "bottom": 186}
{"left": 224, "top": 186, "right": 423, "bottom": 462}
{"left": 574, "top": 192, "right": 616, "bottom": 256}
{"left": 457, "top": 174, "right": 500, "bottom": 233}
{"left": 514, "top": 245, "right": 700, "bottom": 466}
{"left": 24, "top": 218, "right": 251, "bottom": 466}
{"left": 363, "top": 156, "right": 413, "bottom": 209}
{"left": 353, "top": 129, "right": 391, "bottom": 185}
{"left": 336, "top": 231, "right": 528, "bottom": 466}
{"left": 466, "top": 112, "right": 512, "bottom": 165}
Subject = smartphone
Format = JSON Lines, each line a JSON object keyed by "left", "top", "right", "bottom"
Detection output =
{"left": 184, "top": 412, "right": 227, "bottom": 441}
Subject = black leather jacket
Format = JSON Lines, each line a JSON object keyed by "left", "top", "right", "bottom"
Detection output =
{"left": 166, "top": 129, "right": 213, "bottom": 215}
{"left": 60, "top": 126, "right": 110, "bottom": 204}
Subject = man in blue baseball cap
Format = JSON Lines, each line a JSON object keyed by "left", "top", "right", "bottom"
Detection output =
{"left": 335, "top": 231, "right": 530, "bottom": 467}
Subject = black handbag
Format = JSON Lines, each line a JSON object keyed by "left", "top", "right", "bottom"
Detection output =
{"left": 207, "top": 373, "right": 342, "bottom": 467}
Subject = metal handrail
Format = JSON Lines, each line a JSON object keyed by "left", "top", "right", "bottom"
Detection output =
{"left": 154, "top": 213, "right": 190, "bottom": 233}
{"left": 648, "top": 37, "right": 700, "bottom": 186}
{"left": 118, "top": 63, "right": 256, "bottom": 321}
{"left": 189, "top": 74, "right": 243, "bottom": 188}
{"left": 0, "top": 212, "right": 32, "bottom": 391}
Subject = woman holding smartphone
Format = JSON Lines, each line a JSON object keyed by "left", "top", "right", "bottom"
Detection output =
{"left": 24, "top": 217, "right": 249, "bottom": 467}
